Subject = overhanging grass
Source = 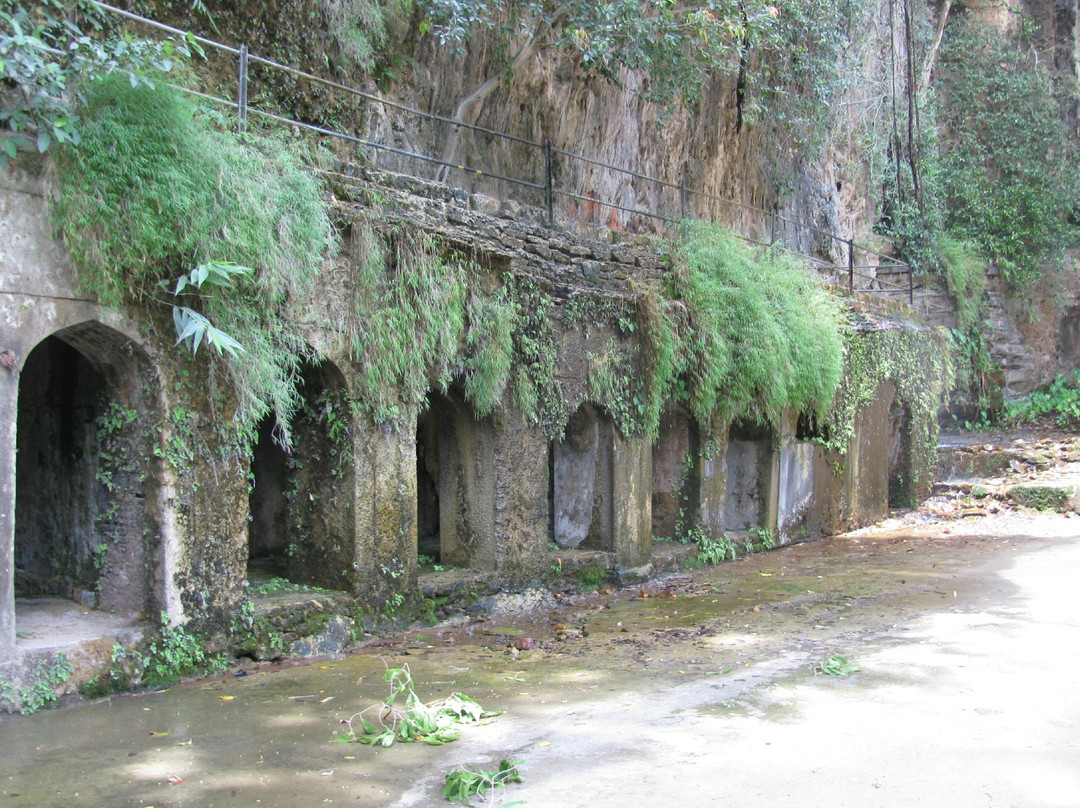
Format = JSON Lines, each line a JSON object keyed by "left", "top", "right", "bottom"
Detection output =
{"left": 669, "top": 221, "right": 845, "bottom": 431}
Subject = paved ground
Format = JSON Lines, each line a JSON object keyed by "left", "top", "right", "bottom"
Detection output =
{"left": 3, "top": 444, "right": 1080, "bottom": 807}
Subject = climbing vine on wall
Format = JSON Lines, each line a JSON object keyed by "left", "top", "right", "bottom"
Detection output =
{"left": 823, "top": 323, "right": 953, "bottom": 501}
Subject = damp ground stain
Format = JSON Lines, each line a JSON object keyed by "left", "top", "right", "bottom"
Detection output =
{"left": 3, "top": 507, "right": 1079, "bottom": 807}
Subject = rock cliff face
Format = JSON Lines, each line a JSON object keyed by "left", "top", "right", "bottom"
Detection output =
{"left": 131, "top": 0, "right": 1076, "bottom": 275}
{"left": 122, "top": 0, "right": 1079, "bottom": 395}
{"left": 133, "top": 0, "right": 910, "bottom": 252}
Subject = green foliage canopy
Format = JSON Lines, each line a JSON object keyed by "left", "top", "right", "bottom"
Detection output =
{"left": 0, "top": 0, "right": 197, "bottom": 168}
{"left": 934, "top": 18, "right": 1079, "bottom": 284}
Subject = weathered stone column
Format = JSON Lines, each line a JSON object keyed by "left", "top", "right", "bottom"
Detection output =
{"left": 352, "top": 414, "right": 417, "bottom": 606}
{"left": 491, "top": 408, "right": 549, "bottom": 582}
{"left": 612, "top": 432, "right": 652, "bottom": 568}
{"left": 841, "top": 382, "right": 895, "bottom": 527}
{"left": 155, "top": 358, "right": 249, "bottom": 632}
{"left": 0, "top": 365, "right": 16, "bottom": 654}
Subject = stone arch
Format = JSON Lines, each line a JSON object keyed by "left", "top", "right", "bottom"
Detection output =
{"left": 14, "top": 321, "right": 164, "bottom": 619}
{"left": 550, "top": 403, "right": 616, "bottom": 551}
{"left": 248, "top": 358, "right": 355, "bottom": 591}
{"left": 415, "top": 388, "right": 496, "bottom": 570}
{"left": 724, "top": 419, "right": 777, "bottom": 532}
{"left": 651, "top": 407, "right": 701, "bottom": 540}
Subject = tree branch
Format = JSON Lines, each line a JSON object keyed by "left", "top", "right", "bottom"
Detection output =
{"left": 918, "top": 0, "right": 952, "bottom": 93}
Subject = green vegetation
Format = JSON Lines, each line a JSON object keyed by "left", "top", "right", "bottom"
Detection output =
{"left": 328, "top": 217, "right": 529, "bottom": 430}
{"left": 1006, "top": 485, "right": 1072, "bottom": 513}
{"left": 576, "top": 563, "right": 608, "bottom": 592}
{"left": 340, "top": 664, "right": 499, "bottom": 746}
{"left": 938, "top": 237, "right": 994, "bottom": 417}
{"left": 324, "top": 0, "right": 413, "bottom": 77}
{"left": 748, "top": 525, "right": 774, "bottom": 550}
{"left": 1, "top": 653, "right": 74, "bottom": 713}
{"left": 249, "top": 577, "right": 330, "bottom": 597}
{"left": 443, "top": 759, "right": 523, "bottom": 805}
{"left": 882, "top": 10, "right": 1079, "bottom": 292}
{"left": 744, "top": 0, "right": 871, "bottom": 162}
{"left": 689, "top": 525, "right": 774, "bottom": 567}
{"left": 52, "top": 75, "right": 335, "bottom": 447}
{"left": 694, "top": 531, "right": 737, "bottom": 566}
{"left": 143, "top": 612, "right": 228, "bottom": 687}
{"left": 817, "top": 654, "right": 860, "bottom": 676}
{"left": 935, "top": 19, "right": 1079, "bottom": 287}
{"left": 671, "top": 222, "right": 845, "bottom": 432}
{"left": 1006, "top": 372, "right": 1080, "bottom": 428}
{"left": 938, "top": 237, "right": 987, "bottom": 335}
{"left": 0, "top": 1, "right": 197, "bottom": 169}
{"left": 824, "top": 325, "right": 953, "bottom": 504}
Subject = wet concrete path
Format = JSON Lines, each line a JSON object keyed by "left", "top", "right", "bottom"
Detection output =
{"left": 3, "top": 507, "right": 1080, "bottom": 807}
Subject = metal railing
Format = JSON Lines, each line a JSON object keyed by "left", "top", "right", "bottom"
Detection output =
{"left": 90, "top": 2, "right": 914, "bottom": 305}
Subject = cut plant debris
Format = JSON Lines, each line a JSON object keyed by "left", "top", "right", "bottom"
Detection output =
{"left": 443, "top": 759, "right": 523, "bottom": 805}
{"left": 338, "top": 663, "right": 500, "bottom": 747}
{"left": 817, "top": 655, "right": 861, "bottom": 677}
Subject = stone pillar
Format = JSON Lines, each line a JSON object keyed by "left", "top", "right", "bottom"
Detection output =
{"left": 612, "top": 433, "right": 652, "bottom": 568}
{"left": 492, "top": 409, "right": 549, "bottom": 582}
{"left": 158, "top": 357, "right": 250, "bottom": 631}
{"left": 842, "top": 382, "right": 894, "bottom": 527}
{"left": 353, "top": 416, "right": 417, "bottom": 604}
{"left": 0, "top": 365, "right": 16, "bottom": 654}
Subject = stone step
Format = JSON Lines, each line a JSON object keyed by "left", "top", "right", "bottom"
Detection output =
{"left": 1004, "top": 483, "right": 1080, "bottom": 513}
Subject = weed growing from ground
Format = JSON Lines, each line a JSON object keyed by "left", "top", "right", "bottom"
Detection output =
{"left": 4, "top": 654, "right": 74, "bottom": 713}
{"left": 1005, "top": 371, "right": 1080, "bottom": 428}
{"left": 143, "top": 612, "right": 228, "bottom": 687}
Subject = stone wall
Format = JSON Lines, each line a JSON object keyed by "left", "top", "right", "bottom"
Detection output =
{"left": 1, "top": 155, "right": 934, "bottom": 699}
{"left": 915, "top": 257, "right": 1080, "bottom": 406}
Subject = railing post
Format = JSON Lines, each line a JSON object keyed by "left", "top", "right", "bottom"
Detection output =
{"left": 544, "top": 140, "right": 553, "bottom": 228}
{"left": 237, "top": 45, "right": 249, "bottom": 134}
{"left": 770, "top": 210, "right": 777, "bottom": 245}
{"left": 679, "top": 181, "right": 687, "bottom": 221}
{"left": 909, "top": 263, "right": 914, "bottom": 306}
{"left": 847, "top": 239, "right": 855, "bottom": 293}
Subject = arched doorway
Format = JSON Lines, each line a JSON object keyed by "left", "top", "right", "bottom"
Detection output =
{"left": 550, "top": 403, "right": 615, "bottom": 551}
{"left": 247, "top": 360, "right": 355, "bottom": 591}
{"left": 14, "top": 323, "right": 162, "bottom": 618}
